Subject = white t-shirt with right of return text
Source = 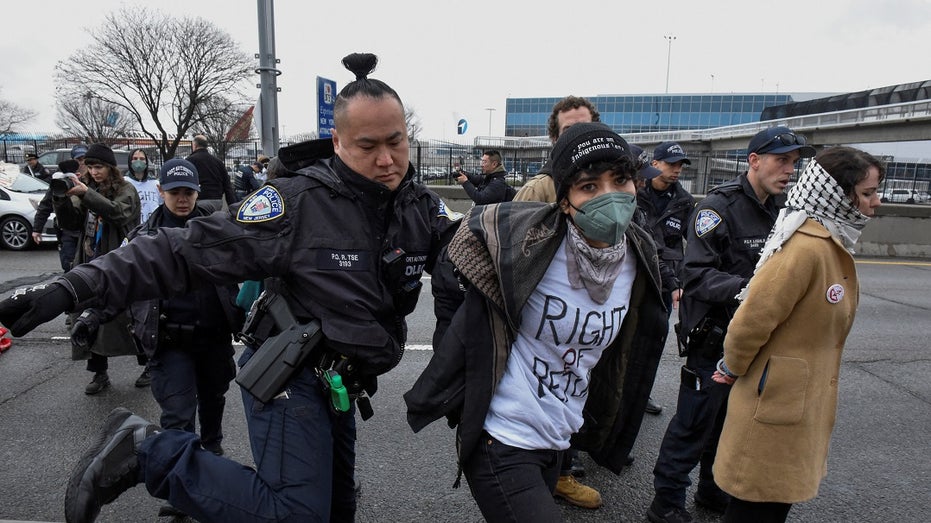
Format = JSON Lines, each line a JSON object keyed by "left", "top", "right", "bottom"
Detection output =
{"left": 483, "top": 238, "right": 636, "bottom": 451}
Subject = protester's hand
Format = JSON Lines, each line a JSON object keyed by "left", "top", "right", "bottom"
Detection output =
{"left": 70, "top": 309, "right": 101, "bottom": 352}
{"left": 671, "top": 288, "right": 682, "bottom": 309}
{"left": 455, "top": 173, "right": 467, "bottom": 184}
{"left": 711, "top": 370, "right": 736, "bottom": 385}
{"left": 31, "top": 232, "right": 42, "bottom": 244}
{"left": 0, "top": 282, "right": 74, "bottom": 337}
{"left": 713, "top": 358, "right": 737, "bottom": 385}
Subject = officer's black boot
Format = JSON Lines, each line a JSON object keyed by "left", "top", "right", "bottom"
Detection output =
{"left": 64, "top": 408, "right": 159, "bottom": 523}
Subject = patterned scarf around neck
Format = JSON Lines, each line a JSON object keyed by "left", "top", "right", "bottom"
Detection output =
{"left": 736, "top": 159, "right": 870, "bottom": 301}
{"left": 564, "top": 221, "right": 628, "bottom": 304}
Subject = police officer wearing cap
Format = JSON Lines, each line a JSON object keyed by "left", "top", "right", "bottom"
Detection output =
{"left": 126, "top": 159, "right": 240, "bottom": 454}
{"left": 648, "top": 126, "right": 816, "bottom": 523}
{"left": 0, "top": 52, "right": 461, "bottom": 523}
{"left": 640, "top": 142, "right": 696, "bottom": 316}
{"left": 21, "top": 152, "right": 51, "bottom": 182}
{"left": 70, "top": 158, "right": 242, "bottom": 518}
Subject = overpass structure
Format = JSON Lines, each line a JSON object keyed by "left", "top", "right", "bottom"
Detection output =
{"left": 622, "top": 99, "right": 931, "bottom": 152}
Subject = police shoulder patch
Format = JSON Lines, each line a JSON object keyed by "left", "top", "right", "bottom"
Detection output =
{"left": 237, "top": 186, "right": 284, "bottom": 223}
{"left": 694, "top": 209, "right": 722, "bottom": 237}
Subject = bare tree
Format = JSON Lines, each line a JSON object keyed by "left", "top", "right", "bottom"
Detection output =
{"left": 192, "top": 96, "right": 254, "bottom": 165}
{"left": 55, "top": 7, "right": 253, "bottom": 160}
{"left": 55, "top": 89, "right": 136, "bottom": 145}
{"left": 405, "top": 106, "right": 422, "bottom": 143}
{"left": 0, "top": 88, "right": 37, "bottom": 135}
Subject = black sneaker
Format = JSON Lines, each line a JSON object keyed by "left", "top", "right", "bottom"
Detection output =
{"left": 647, "top": 498, "right": 693, "bottom": 523}
{"left": 64, "top": 407, "right": 159, "bottom": 523}
{"left": 134, "top": 367, "right": 152, "bottom": 388}
{"left": 84, "top": 372, "right": 111, "bottom": 395}
{"left": 645, "top": 396, "right": 663, "bottom": 415}
{"left": 695, "top": 484, "right": 731, "bottom": 513}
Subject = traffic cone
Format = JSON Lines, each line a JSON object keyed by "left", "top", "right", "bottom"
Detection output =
{"left": 0, "top": 326, "right": 11, "bottom": 352}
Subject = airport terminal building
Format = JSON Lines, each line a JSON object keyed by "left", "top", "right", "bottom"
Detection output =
{"left": 504, "top": 93, "right": 805, "bottom": 137}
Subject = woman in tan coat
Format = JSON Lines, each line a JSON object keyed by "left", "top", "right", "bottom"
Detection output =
{"left": 711, "top": 146, "right": 884, "bottom": 522}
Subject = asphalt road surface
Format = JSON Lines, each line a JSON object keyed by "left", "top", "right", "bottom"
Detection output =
{"left": 0, "top": 246, "right": 929, "bottom": 522}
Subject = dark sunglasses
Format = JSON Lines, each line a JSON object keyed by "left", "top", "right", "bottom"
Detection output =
{"left": 753, "top": 132, "right": 807, "bottom": 153}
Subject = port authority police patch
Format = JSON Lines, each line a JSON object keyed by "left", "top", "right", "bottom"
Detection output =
{"left": 694, "top": 209, "right": 722, "bottom": 237}
{"left": 237, "top": 186, "right": 284, "bottom": 223}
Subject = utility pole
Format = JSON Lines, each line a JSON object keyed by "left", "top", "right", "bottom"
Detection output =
{"left": 485, "top": 107, "right": 496, "bottom": 136}
{"left": 256, "top": 0, "right": 280, "bottom": 156}
{"left": 664, "top": 35, "right": 676, "bottom": 94}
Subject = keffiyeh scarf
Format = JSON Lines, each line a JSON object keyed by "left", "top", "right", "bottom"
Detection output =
{"left": 736, "top": 159, "right": 870, "bottom": 301}
{"left": 565, "top": 221, "right": 628, "bottom": 304}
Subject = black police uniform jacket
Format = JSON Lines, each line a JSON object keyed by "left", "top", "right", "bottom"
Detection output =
{"left": 405, "top": 202, "right": 668, "bottom": 474}
{"left": 678, "top": 173, "right": 781, "bottom": 338}
{"left": 124, "top": 201, "right": 242, "bottom": 358}
{"left": 61, "top": 145, "right": 461, "bottom": 378}
{"left": 636, "top": 181, "right": 695, "bottom": 291}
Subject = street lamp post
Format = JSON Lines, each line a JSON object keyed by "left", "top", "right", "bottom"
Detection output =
{"left": 485, "top": 107, "right": 496, "bottom": 136}
{"left": 664, "top": 35, "right": 676, "bottom": 94}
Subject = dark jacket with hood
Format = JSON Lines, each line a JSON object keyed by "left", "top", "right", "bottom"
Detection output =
{"left": 405, "top": 201, "right": 668, "bottom": 475}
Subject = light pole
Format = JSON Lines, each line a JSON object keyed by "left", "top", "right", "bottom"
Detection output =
{"left": 485, "top": 107, "right": 496, "bottom": 136}
{"left": 664, "top": 35, "right": 676, "bottom": 94}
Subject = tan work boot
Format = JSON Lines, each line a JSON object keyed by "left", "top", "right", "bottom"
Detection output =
{"left": 554, "top": 474, "right": 603, "bottom": 509}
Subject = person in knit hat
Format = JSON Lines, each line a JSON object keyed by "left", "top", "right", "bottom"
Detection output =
{"left": 407, "top": 121, "right": 667, "bottom": 521}
{"left": 51, "top": 142, "right": 145, "bottom": 395}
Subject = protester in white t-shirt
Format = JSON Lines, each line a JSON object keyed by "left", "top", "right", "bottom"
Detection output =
{"left": 126, "top": 148, "right": 162, "bottom": 223}
{"left": 406, "top": 123, "right": 668, "bottom": 522}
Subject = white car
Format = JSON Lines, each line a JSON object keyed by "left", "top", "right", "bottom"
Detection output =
{"left": 0, "top": 163, "right": 58, "bottom": 251}
{"left": 879, "top": 188, "right": 928, "bottom": 204}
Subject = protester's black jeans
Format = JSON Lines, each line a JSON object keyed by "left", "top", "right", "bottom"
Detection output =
{"left": 462, "top": 431, "right": 562, "bottom": 523}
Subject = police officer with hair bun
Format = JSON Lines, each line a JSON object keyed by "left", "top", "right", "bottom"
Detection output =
{"left": 0, "top": 52, "right": 462, "bottom": 523}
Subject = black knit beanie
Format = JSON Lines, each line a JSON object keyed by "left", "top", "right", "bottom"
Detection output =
{"left": 550, "top": 122, "right": 632, "bottom": 199}
{"left": 83, "top": 143, "right": 117, "bottom": 166}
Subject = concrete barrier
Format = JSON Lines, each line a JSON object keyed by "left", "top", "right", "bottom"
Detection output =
{"left": 429, "top": 185, "right": 931, "bottom": 259}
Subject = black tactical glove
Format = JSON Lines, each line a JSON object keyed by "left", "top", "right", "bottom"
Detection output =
{"left": 0, "top": 282, "right": 74, "bottom": 337}
{"left": 70, "top": 309, "right": 102, "bottom": 352}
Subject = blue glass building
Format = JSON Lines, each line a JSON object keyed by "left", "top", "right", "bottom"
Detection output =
{"left": 505, "top": 93, "right": 796, "bottom": 136}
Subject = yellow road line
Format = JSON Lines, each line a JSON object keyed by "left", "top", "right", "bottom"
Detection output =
{"left": 858, "top": 259, "right": 931, "bottom": 266}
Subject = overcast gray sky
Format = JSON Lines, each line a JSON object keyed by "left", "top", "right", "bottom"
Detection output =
{"left": 3, "top": 0, "right": 931, "bottom": 141}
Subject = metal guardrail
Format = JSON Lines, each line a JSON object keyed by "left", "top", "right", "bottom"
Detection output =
{"left": 623, "top": 99, "right": 931, "bottom": 145}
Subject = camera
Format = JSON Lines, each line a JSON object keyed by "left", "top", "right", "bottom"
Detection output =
{"left": 50, "top": 173, "right": 76, "bottom": 197}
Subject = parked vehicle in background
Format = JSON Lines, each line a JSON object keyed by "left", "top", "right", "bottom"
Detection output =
{"left": 35, "top": 149, "right": 130, "bottom": 174}
{"left": 0, "top": 164, "right": 58, "bottom": 250}
{"left": 879, "top": 188, "right": 929, "bottom": 204}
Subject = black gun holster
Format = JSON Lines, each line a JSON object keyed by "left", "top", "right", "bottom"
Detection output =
{"left": 685, "top": 316, "right": 727, "bottom": 360}
{"left": 235, "top": 291, "right": 324, "bottom": 403}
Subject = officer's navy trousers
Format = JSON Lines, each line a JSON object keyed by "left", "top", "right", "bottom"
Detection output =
{"left": 138, "top": 347, "right": 357, "bottom": 523}
{"left": 652, "top": 355, "right": 729, "bottom": 509}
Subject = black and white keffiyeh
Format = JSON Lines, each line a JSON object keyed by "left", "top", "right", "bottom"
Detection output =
{"left": 565, "top": 221, "right": 628, "bottom": 304}
{"left": 736, "top": 159, "right": 870, "bottom": 301}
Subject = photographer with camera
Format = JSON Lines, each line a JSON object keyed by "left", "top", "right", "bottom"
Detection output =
{"left": 51, "top": 143, "right": 144, "bottom": 396}
{"left": 0, "top": 52, "right": 460, "bottom": 523}
{"left": 31, "top": 145, "right": 89, "bottom": 273}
